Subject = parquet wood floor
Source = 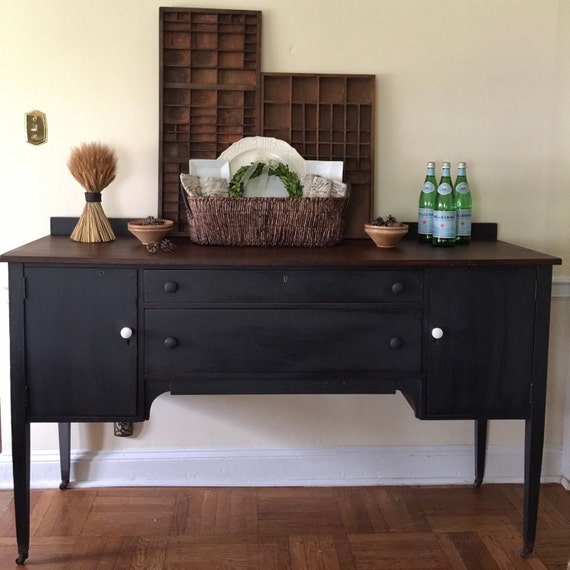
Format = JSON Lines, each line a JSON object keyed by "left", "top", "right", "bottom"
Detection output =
{"left": 0, "top": 484, "right": 568, "bottom": 569}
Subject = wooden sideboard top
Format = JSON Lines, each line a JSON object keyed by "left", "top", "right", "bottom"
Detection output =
{"left": 0, "top": 235, "right": 562, "bottom": 268}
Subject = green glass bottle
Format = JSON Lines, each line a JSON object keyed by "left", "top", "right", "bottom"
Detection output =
{"left": 432, "top": 162, "right": 456, "bottom": 247}
{"left": 454, "top": 161, "right": 472, "bottom": 244}
{"left": 417, "top": 161, "right": 437, "bottom": 243}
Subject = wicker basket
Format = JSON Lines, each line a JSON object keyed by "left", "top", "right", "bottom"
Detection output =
{"left": 182, "top": 193, "right": 348, "bottom": 247}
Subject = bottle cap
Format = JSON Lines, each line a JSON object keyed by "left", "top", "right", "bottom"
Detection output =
{"left": 458, "top": 162, "right": 466, "bottom": 167}
{"left": 427, "top": 161, "right": 435, "bottom": 167}
{"left": 442, "top": 162, "right": 451, "bottom": 167}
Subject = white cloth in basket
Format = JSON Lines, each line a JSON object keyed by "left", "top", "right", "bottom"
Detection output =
{"left": 180, "top": 173, "right": 229, "bottom": 197}
{"left": 301, "top": 174, "right": 347, "bottom": 198}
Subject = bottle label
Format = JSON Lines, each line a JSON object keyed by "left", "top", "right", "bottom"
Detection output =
{"left": 432, "top": 210, "right": 457, "bottom": 238}
{"left": 455, "top": 182, "right": 470, "bottom": 194}
{"left": 422, "top": 181, "right": 436, "bottom": 194}
{"left": 418, "top": 208, "right": 432, "bottom": 235}
{"left": 437, "top": 183, "right": 453, "bottom": 195}
{"left": 457, "top": 209, "right": 472, "bottom": 236}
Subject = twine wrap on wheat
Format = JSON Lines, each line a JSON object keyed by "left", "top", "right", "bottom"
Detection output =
{"left": 182, "top": 193, "right": 348, "bottom": 247}
{"left": 67, "top": 142, "right": 117, "bottom": 243}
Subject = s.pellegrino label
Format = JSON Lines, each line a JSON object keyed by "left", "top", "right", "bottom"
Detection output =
{"left": 418, "top": 161, "right": 437, "bottom": 243}
{"left": 454, "top": 162, "right": 472, "bottom": 244}
{"left": 432, "top": 162, "right": 456, "bottom": 247}
{"left": 432, "top": 209, "right": 457, "bottom": 238}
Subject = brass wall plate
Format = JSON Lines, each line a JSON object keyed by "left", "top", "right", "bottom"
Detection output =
{"left": 26, "top": 110, "right": 47, "bottom": 145}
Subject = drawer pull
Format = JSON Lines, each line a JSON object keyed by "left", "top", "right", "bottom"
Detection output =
{"left": 390, "top": 337, "right": 403, "bottom": 349}
{"left": 164, "top": 281, "right": 179, "bottom": 294}
{"left": 164, "top": 337, "right": 179, "bottom": 350}
{"left": 120, "top": 327, "right": 133, "bottom": 340}
{"left": 391, "top": 282, "right": 405, "bottom": 295}
{"left": 431, "top": 327, "right": 444, "bottom": 340}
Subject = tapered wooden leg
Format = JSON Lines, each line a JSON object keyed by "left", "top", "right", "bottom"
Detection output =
{"left": 58, "top": 423, "right": 71, "bottom": 490}
{"left": 520, "top": 265, "right": 551, "bottom": 557}
{"left": 9, "top": 264, "right": 30, "bottom": 564}
{"left": 521, "top": 416, "right": 545, "bottom": 557}
{"left": 474, "top": 419, "right": 488, "bottom": 488}
{"left": 11, "top": 413, "right": 30, "bottom": 565}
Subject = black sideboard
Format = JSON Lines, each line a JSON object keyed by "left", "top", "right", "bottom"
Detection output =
{"left": 1, "top": 235, "right": 561, "bottom": 564}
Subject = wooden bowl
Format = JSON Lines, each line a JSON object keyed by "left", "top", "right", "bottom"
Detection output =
{"left": 364, "top": 223, "right": 409, "bottom": 248}
{"left": 128, "top": 219, "right": 174, "bottom": 245}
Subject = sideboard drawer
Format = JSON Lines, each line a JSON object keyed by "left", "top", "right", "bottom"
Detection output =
{"left": 145, "top": 307, "right": 422, "bottom": 377}
{"left": 144, "top": 269, "right": 423, "bottom": 304}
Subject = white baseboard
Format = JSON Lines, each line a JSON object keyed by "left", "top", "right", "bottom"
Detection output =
{"left": 0, "top": 444, "right": 564, "bottom": 489}
{"left": 552, "top": 277, "right": 570, "bottom": 298}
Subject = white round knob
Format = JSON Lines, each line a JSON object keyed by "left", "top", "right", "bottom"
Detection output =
{"left": 431, "top": 327, "right": 444, "bottom": 340}
{"left": 120, "top": 327, "right": 133, "bottom": 340}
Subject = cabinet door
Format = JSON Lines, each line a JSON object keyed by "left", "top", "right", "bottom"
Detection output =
{"left": 24, "top": 268, "right": 138, "bottom": 420}
{"left": 425, "top": 267, "right": 536, "bottom": 418}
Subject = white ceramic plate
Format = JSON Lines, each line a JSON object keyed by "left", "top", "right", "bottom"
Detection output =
{"left": 189, "top": 159, "right": 230, "bottom": 181}
{"left": 219, "top": 137, "right": 306, "bottom": 198}
{"left": 219, "top": 137, "right": 305, "bottom": 175}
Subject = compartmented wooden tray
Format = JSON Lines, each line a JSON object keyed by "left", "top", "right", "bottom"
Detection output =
{"left": 160, "top": 8, "right": 262, "bottom": 231}
{"left": 261, "top": 73, "right": 374, "bottom": 238}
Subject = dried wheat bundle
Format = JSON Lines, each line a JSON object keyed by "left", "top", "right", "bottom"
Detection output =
{"left": 68, "top": 142, "right": 117, "bottom": 243}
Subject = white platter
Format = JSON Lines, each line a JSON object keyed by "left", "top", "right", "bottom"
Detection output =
{"left": 219, "top": 137, "right": 305, "bottom": 175}
{"left": 219, "top": 137, "right": 306, "bottom": 198}
{"left": 189, "top": 159, "right": 230, "bottom": 181}
{"left": 220, "top": 137, "right": 305, "bottom": 174}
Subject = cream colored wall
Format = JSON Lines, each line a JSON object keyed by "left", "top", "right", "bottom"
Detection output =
{"left": 1, "top": 1, "right": 569, "bottom": 465}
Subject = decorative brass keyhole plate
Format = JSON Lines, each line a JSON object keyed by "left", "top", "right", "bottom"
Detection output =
{"left": 26, "top": 110, "right": 47, "bottom": 145}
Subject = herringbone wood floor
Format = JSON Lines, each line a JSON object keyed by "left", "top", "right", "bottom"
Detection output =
{"left": 0, "top": 484, "right": 568, "bottom": 569}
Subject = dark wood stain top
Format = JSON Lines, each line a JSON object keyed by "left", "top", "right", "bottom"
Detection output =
{"left": 0, "top": 236, "right": 562, "bottom": 268}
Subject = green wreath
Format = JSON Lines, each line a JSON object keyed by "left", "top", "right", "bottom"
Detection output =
{"left": 228, "top": 161, "right": 303, "bottom": 198}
